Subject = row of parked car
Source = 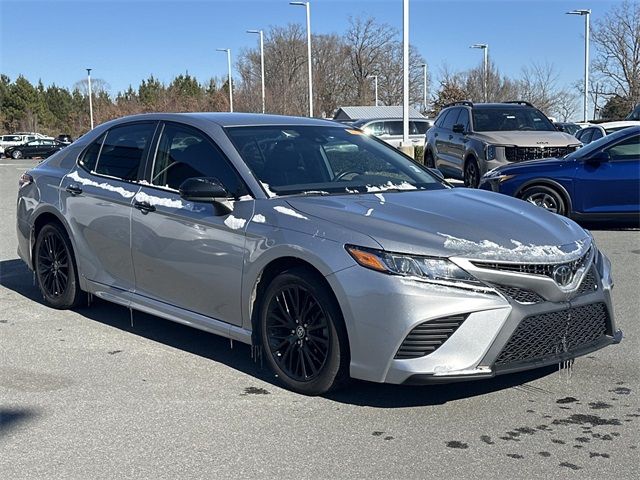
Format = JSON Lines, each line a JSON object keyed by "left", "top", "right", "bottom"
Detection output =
{"left": 0, "top": 132, "right": 72, "bottom": 159}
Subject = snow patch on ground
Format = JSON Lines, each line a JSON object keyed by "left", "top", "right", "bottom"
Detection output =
{"left": 274, "top": 206, "right": 308, "bottom": 220}
{"left": 224, "top": 215, "right": 247, "bottom": 230}
{"left": 438, "top": 233, "right": 587, "bottom": 262}
{"left": 67, "top": 171, "right": 136, "bottom": 198}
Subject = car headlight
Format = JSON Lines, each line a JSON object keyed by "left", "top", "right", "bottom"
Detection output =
{"left": 485, "top": 144, "right": 496, "bottom": 160}
{"left": 345, "top": 245, "right": 490, "bottom": 291}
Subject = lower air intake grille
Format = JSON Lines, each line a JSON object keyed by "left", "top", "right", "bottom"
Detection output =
{"left": 495, "top": 303, "right": 608, "bottom": 367}
{"left": 395, "top": 315, "right": 467, "bottom": 359}
{"left": 494, "top": 284, "right": 544, "bottom": 304}
{"left": 576, "top": 268, "right": 598, "bottom": 296}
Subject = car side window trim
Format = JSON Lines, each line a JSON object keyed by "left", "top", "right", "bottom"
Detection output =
{"left": 76, "top": 121, "right": 159, "bottom": 184}
{"left": 143, "top": 120, "right": 253, "bottom": 199}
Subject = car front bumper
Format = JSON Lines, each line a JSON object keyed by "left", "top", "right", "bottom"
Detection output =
{"left": 327, "top": 248, "right": 621, "bottom": 384}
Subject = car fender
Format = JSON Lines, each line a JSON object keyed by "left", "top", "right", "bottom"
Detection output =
{"left": 515, "top": 177, "right": 574, "bottom": 215}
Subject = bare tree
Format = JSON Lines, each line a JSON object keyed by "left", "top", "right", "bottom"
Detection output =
{"left": 517, "top": 62, "right": 563, "bottom": 114}
{"left": 591, "top": 0, "right": 640, "bottom": 112}
{"left": 344, "top": 16, "right": 396, "bottom": 105}
{"left": 554, "top": 91, "right": 579, "bottom": 121}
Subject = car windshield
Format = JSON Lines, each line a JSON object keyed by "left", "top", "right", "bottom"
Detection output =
{"left": 472, "top": 107, "right": 556, "bottom": 132}
{"left": 562, "top": 124, "right": 581, "bottom": 135}
{"left": 225, "top": 125, "right": 445, "bottom": 196}
{"left": 565, "top": 127, "right": 638, "bottom": 160}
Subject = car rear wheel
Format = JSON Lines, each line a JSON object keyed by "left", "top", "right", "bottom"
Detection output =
{"left": 35, "top": 223, "right": 83, "bottom": 309}
{"left": 464, "top": 158, "right": 480, "bottom": 188}
{"left": 520, "top": 185, "right": 568, "bottom": 216}
{"left": 12, "top": 150, "right": 23, "bottom": 159}
{"left": 424, "top": 150, "right": 435, "bottom": 168}
{"left": 260, "top": 267, "right": 348, "bottom": 395}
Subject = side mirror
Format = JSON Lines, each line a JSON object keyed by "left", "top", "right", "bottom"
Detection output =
{"left": 179, "top": 177, "right": 229, "bottom": 202}
{"left": 586, "top": 151, "right": 611, "bottom": 164}
{"left": 452, "top": 124, "right": 465, "bottom": 134}
{"left": 428, "top": 167, "right": 445, "bottom": 181}
{"left": 556, "top": 124, "right": 565, "bottom": 132}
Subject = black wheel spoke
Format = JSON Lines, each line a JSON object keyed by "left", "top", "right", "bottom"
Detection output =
{"left": 265, "top": 283, "right": 330, "bottom": 382}
{"left": 37, "top": 231, "right": 71, "bottom": 299}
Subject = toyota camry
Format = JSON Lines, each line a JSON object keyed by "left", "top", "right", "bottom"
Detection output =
{"left": 16, "top": 113, "right": 622, "bottom": 395}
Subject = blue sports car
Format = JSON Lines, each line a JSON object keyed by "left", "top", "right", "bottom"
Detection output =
{"left": 479, "top": 126, "right": 640, "bottom": 223}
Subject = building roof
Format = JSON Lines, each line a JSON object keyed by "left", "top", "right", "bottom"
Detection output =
{"left": 333, "top": 106, "right": 425, "bottom": 120}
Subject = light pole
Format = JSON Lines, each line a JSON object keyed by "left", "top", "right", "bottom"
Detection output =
{"left": 470, "top": 44, "right": 488, "bottom": 102}
{"left": 368, "top": 75, "right": 378, "bottom": 106}
{"left": 402, "top": 0, "right": 409, "bottom": 149}
{"left": 247, "top": 29, "right": 265, "bottom": 113}
{"left": 567, "top": 9, "right": 591, "bottom": 122}
{"left": 217, "top": 48, "right": 233, "bottom": 112}
{"left": 86, "top": 68, "right": 94, "bottom": 130}
{"left": 420, "top": 63, "right": 427, "bottom": 114}
{"left": 290, "top": 1, "right": 313, "bottom": 117}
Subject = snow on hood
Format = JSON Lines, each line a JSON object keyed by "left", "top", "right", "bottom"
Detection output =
{"left": 286, "top": 188, "right": 590, "bottom": 261}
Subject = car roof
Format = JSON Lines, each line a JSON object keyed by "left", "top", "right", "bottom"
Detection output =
{"left": 97, "top": 112, "right": 342, "bottom": 128}
{"left": 595, "top": 120, "right": 640, "bottom": 128}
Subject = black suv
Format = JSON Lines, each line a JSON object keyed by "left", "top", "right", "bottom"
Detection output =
{"left": 424, "top": 101, "right": 581, "bottom": 187}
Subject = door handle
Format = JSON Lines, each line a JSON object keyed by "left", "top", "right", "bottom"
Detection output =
{"left": 65, "top": 184, "right": 82, "bottom": 196}
{"left": 134, "top": 201, "right": 156, "bottom": 214}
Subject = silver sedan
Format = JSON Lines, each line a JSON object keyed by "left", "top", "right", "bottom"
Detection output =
{"left": 16, "top": 113, "right": 622, "bottom": 395}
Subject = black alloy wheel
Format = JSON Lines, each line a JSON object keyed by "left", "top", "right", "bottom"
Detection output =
{"left": 424, "top": 150, "right": 435, "bottom": 168}
{"left": 464, "top": 158, "right": 480, "bottom": 188}
{"left": 35, "top": 223, "right": 83, "bottom": 309}
{"left": 260, "top": 268, "right": 348, "bottom": 395}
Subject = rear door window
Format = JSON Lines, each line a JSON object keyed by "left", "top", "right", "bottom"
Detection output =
{"left": 385, "top": 121, "right": 403, "bottom": 136}
{"left": 94, "top": 123, "right": 156, "bottom": 181}
{"left": 410, "top": 121, "right": 429, "bottom": 134}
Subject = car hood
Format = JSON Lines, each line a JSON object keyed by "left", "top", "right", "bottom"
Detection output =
{"left": 286, "top": 189, "right": 589, "bottom": 262}
{"left": 486, "top": 156, "right": 573, "bottom": 175}
{"left": 473, "top": 131, "right": 579, "bottom": 146}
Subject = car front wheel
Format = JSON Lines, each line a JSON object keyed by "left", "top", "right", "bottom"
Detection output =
{"left": 520, "top": 185, "right": 568, "bottom": 216}
{"left": 12, "top": 150, "right": 23, "bottom": 159}
{"left": 35, "top": 223, "right": 83, "bottom": 309}
{"left": 464, "top": 158, "right": 480, "bottom": 188}
{"left": 424, "top": 149, "right": 435, "bottom": 168}
{"left": 260, "top": 268, "right": 349, "bottom": 395}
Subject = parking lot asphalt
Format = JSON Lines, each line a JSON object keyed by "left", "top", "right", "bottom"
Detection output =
{"left": 1, "top": 158, "right": 639, "bottom": 479}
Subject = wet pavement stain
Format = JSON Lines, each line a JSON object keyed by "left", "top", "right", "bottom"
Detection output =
{"left": 575, "top": 437, "right": 590, "bottom": 443}
{"left": 589, "top": 401, "right": 613, "bottom": 410}
{"left": 445, "top": 441, "right": 468, "bottom": 449}
{"left": 480, "top": 435, "right": 494, "bottom": 445}
{"left": 551, "top": 439, "right": 566, "bottom": 445}
{"left": 552, "top": 414, "right": 621, "bottom": 427}
{"left": 556, "top": 397, "right": 579, "bottom": 404}
{"left": 242, "top": 386, "right": 270, "bottom": 395}
{"left": 372, "top": 431, "right": 384, "bottom": 437}
{"left": 538, "top": 451, "right": 551, "bottom": 457}
{"left": 609, "top": 387, "right": 632, "bottom": 395}
{"left": 589, "top": 452, "right": 610, "bottom": 458}
{"left": 107, "top": 350, "right": 122, "bottom": 355}
{"left": 383, "top": 436, "right": 394, "bottom": 441}
{"left": 506, "top": 454, "right": 523, "bottom": 459}
{"left": 559, "top": 462, "right": 581, "bottom": 470}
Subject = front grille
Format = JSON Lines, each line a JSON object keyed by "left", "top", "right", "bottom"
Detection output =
{"left": 472, "top": 247, "right": 591, "bottom": 283}
{"left": 395, "top": 315, "right": 467, "bottom": 359}
{"left": 493, "top": 284, "right": 544, "bottom": 304}
{"left": 495, "top": 303, "right": 608, "bottom": 367}
{"left": 505, "top": 146, "right": 577, "bottom": 162}
{"left": 576, "top": 268, "right": 598, "bottom": 295}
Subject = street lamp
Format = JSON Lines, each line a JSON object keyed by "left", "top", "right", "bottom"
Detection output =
{"left": 470, "top": 44, "right": 488, "bottom": 102}
{"left": 290, "top": 1, "right": 313, "bottom": 117}
{"left": 566, "top": 9, "right": 591, "bottom": 122}
{"left": 86, "top": 68, "right": 94, "bottom": 130}
{"left": 402, "top": 0, "right": 409, "bottom": 148}
{"left": 368, "top": 75, "right": 378, "bottom": 106}
{"left": 247, "top": 29, "right": 265, "bottom": 113}
{"left": 216, "top": 48, "right": 233, "bottom": 112}
{"left": 420, "top": 64, "right": 427, "bottom": 113}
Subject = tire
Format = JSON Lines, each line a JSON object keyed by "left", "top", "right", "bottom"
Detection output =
{"left": 259, "top": 267, "right": 349, "bottom": 395}
{"left": 424, "top": 149, "right": 435, "bottom": 168}
{"left": 519, "top": 185, "right": 568, "bottom": 216}
{"left": 463, "top": 157, "right": 480, "bottom": 188}
{"left": 34, "top": 223, "right": 83, "bottom": 309}
{"left": 12, "top": 150, "right": 23, "bottom": 159}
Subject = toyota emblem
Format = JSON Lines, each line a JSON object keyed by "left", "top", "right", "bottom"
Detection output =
{"left": 553, "top": 265, "right": 573, "bottom": 286}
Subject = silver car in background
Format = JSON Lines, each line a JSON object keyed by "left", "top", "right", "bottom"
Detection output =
{"left": 16, "top": 113, "right": 622, "bottom": 395}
